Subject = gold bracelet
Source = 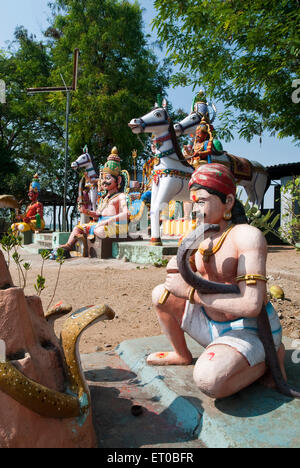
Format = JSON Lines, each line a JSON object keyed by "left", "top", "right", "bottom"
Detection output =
{"left": 236, "top": 274, "right": 268, "bottom": 285}
{"left": 188, "top": 287, "right": 196, "bottom": 304}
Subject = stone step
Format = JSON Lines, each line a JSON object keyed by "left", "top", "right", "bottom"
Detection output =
{"left": 112, "top": 238, "right": 179, "bottom": 264}
{"left": 22, "top": 243, "right": 52, "bottom": 254}
{"left": 37, "top": 240, "right": 53, "bottom": 248}
{"left": 33, "top": 233, "right": 54, "bottom": 242}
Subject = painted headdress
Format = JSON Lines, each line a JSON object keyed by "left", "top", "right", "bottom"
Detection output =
{"left": 189, "top": 163, "right": 236, "bottom": 197}
{"left": 99, "top": 147, "right": 130, "bottom": 193}
{"left": 101, "top": 147, "right": 122, "bottom": 177}
{"left": 191, "top": 90, "right": 217, "bottom": 124}
{"left": 29, "top": 174, "right": 41, "bottom": 193}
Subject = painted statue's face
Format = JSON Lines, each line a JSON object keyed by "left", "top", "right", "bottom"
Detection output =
{"left": 190, "top": 188, "right": 226, "bottom": 224}
{"left": 196, "top": 127, "right": 208, "bottom": 143}
{"left": 28, "top": 190, "right": 38, "bottom": 202}
{"left": 102, "top": 174, "right": 118, "bottom": 192}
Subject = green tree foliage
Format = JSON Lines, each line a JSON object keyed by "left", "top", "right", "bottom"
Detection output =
{"left": 153, "top": 0, "right": 300, "bottom": 143}
{"left": 1, "top": 0, "right": 171, "bottom": 212}
{"left": 0, "top": 28, "right": 62, "bottom": 198}
{"left": 45, "top": 0, "right": 171, "bottom": 170}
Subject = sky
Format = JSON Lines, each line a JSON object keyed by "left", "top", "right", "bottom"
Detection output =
{"left": 0, "top": 0, "right": 299, "bottom": 205}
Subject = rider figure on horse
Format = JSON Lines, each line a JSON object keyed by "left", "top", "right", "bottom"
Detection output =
{"left": 184, "top": 91, "right": 224, "bottom": 169}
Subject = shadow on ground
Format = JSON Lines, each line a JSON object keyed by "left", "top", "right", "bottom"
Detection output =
{"left": 85, "top": 366, "right": 205, "bottom": 449}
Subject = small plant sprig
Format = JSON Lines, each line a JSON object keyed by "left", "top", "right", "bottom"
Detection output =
{"left": 12, "top": 250, "right": 26, "bottom": 288}
{"left": 148, "top": 251, "right": 168, "bottom": 267}
{"left": 34, "top": 249, "right": 50, "bottom": 296}
{"left": 34, "top": 274, "right": 46, "bottom": 296}
{"left": 22, "top": 262, "right": 31, "bottom": 289}
{"left": 0, "top": 228, "right": 22, "bottom": 268}
{"left": 238, "top": 192, "right": 283, "bottom": 243}
{"left": 46, "top": 248, "right": 66, "bottom": 310}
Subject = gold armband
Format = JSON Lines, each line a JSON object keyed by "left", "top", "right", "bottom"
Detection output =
{"left": 188, "top": 287, "right": 196, "bottom": 304}
{"left": 236, "top": 274, "right": 268, "bottom": 285}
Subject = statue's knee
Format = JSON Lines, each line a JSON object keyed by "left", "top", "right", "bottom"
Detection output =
{"left": 152, "top": 284, "right": 166, "bottom": 307}
{"left": 193, "top": 367, "right": 224, "bottom": 399}
{"left": 93, "top": 226, "right": 105, "bottom": 239}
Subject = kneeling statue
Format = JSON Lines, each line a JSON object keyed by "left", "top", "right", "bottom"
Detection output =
{"left": 149, "top": 163, "right": 289, "bottom": 399}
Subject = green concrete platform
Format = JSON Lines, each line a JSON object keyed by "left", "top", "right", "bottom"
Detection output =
{"left": 22, "top": 231, "right": 71, "bottom": 254}
{"left": 116, "top": 335, "right": 300, "bottom": 448}
{"left": 112, "top": 238, "right": 179, "bottom": 264}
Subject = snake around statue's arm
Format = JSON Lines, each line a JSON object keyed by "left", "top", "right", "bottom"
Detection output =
{"left": 177, "top": 223, "right": 300, "bottom": 399}
{"left": 0, "top": 304, "right": 115, "bottom": 418}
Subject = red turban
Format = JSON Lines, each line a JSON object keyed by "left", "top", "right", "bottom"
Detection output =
{"left": 189, "top": 163, "right": 236, "bottom": 196}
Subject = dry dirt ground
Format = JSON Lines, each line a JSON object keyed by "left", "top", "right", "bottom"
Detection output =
{"left": 6, "top": 245, "right": 300, "bottom": 354}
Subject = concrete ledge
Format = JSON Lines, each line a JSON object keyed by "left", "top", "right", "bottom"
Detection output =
{"left": 116, "top": 334, "right": 300, "bottom": 448}
{"left": 112, "top": 239, "right": 179, "bottom": 264}
{"left": 268, "top": 269, "right": 300, "bottom": 283}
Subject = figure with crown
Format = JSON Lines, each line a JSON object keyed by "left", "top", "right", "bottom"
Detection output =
{"left": 182, "top": 90, "right": 224, "bottom": 170}
{"left": 11, "top": 174, "right": 45, "bottom": 233}
{"left": 59, "top": 147, "right": 130, "bottom": 253}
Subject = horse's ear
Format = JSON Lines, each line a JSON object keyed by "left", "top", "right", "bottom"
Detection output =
{"left": 83, "top": 144, "right": 88, "bottom": 153}
{"left": 154, "top": 102, "right": 158, "bottom": 108}
{"left": 162, "top": 98, "right": 168, "bottom": 108}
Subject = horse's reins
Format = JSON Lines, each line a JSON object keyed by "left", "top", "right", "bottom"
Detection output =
{"left": 138, "top": 108, "right": 170, "bottom": 130}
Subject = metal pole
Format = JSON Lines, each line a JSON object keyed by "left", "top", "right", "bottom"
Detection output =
{"left": 63, "top": 90, "right": 70, "bottom": 232}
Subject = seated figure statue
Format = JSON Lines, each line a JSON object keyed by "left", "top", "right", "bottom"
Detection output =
{"left": 60, "top": 147, "right": 130, "bottom": 252}
{"left": 11, "top": 174, "right": 45, "bottom": 233}
{"left": 149, "top": 163, "right": 286, "bottom": 399}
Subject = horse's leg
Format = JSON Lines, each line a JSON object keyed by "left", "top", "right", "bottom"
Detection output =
{"left": 241, "top": 180, "right": 256, "bottom": 205}
{"left": 242, "top": 172, "right": 269, "bottom": 208}
{"left": 149, "top": 180, "right": 161, "bottom": 243}
{"left": 254, "top": 172, "right": 269, "bottom": 208}
{"left": 150, "top": 176, "right": 184, "bottom": 245}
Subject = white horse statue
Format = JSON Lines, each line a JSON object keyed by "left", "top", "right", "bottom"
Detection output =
{"left": 71, "top": 148, "right": 99, "bottom": 224}
{"left": 174, "top": 111, "right": 270, "bottom": 207}
{"left": 128, "top": 100, "right": 193, "bottom": 245}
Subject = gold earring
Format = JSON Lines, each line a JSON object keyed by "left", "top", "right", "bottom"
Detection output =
{"left": 223, "top": 211, "right": 232, "bottom": 220}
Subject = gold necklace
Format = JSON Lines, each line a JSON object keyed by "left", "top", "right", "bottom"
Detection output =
{"left": 98, "top": 192, "right": 120, "bottom": 214}
{"left": 198, "top": 223, "right": 235, "bottom": 263}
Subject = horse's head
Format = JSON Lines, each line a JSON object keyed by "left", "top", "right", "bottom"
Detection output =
{"left": 174, "top": 112, "right": 203, "bottom": 137}
{"left": 128, "top": 101, "right": 170, "bottom": 135}
{"left": 174, "top": 99, "right": 217, "bottom": 137}
{"left": 71, "top": 152, "right": 91, "bottom": 171}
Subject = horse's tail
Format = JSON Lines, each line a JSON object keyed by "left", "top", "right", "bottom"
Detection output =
{"left": 263, "top": 168, "right": 271, "bottom": 197}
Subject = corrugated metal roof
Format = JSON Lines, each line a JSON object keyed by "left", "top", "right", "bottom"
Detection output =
{"left": 266, "top": 162, "right": 300, "bottom": 180}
